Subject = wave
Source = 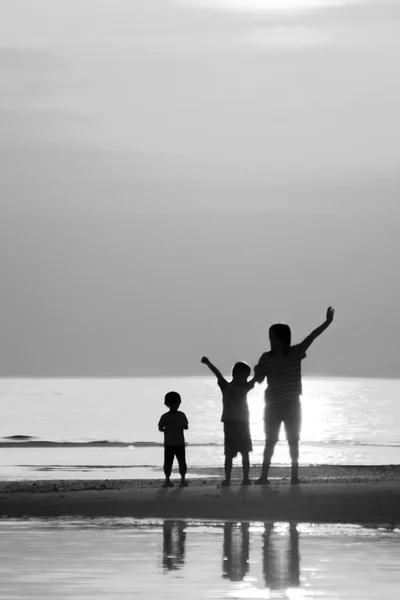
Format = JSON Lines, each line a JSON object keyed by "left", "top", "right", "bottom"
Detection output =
{"left": 4, "top": 435, "right": 37, "bottom": 440}
{"left": 0, "top": 440, "right": 154, "bottom": 448}
{"left": 16, "top": 465, "right": 161, "bottom": 470}
{"left": 1, "top": 437, "right": 399, "bottom": 449}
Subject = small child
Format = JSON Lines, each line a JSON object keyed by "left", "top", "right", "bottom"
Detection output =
{"left": 158, "top": 391, "right": 189, "bottom": 488}
{"left": 201, "top": 357, "right": 256, "bottom": 486}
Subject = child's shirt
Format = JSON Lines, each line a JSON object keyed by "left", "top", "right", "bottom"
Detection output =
{"left": 218, "top": 380, "right": 254, "bottom": 423}
{"left": 158, "top": 410, "right": 189, "bottom": 446}
{"left": 256, "top": 342, "right": 307, "bottom": 404}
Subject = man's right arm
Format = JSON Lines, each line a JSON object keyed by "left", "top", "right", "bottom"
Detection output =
{"left": 254, "top": 353, "right": 268, "bottom": 384}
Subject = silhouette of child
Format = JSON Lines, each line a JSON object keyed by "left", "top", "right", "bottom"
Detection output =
{"left": 158, "top": 391, "right": 189, "bottom": 488}
{"left": 254, "top": 307, "right": 335, "bottom": 485}
{"left": 201, "top": 357, "right": 256, "bottom": 486}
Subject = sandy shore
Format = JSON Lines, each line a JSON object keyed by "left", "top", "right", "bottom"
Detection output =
{"left": 1, "top": 465, "right": 400, "bottom": 524}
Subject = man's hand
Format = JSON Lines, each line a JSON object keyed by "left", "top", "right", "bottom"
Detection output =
{"left": 326, "top": 307, "right": 335, "bottom": 324}
{"left": 201, "top": 356, "right": 209, "bottom": 364}
{"left": 254, "top": 363, "right": 265, "bottom": 383}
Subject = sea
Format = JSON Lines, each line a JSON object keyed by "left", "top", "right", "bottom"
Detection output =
{"left": 1, "top": 376, "right": 399, "bottom": 481}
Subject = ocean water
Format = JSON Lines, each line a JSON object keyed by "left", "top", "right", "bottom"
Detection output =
{"left": 1, "top": 519, "right": 400, "bottom": 599}
{"left": 1, "top": 377, "right": 400, "bottom": 480}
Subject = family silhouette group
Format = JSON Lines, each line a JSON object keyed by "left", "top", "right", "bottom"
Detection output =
{"left": 158, "top": 307, "right": 335, "bottom": 488}
{"left": 163, "top": 520, "right": 300, "bottom": 595}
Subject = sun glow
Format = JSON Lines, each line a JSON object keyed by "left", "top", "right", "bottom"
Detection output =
{"left": 179, "top": 0, "right": 363, "bottom": 13}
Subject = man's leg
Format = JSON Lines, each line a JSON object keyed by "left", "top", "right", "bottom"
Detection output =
{"left": 285, "top": 399, "right": 302, "bottom": 484}
{"left": 255, "top": 440, "right": 277, "bottom": 483}
{"left": 288, "top": 441, "right": 299, "bottom": 482}
{"left": 256, "top": 404, "right": 281, "bottom": 485}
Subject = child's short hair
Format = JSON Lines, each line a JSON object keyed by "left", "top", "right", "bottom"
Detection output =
{"left": 164, "top": 391, "right": 181, "bottom": 407}
{"left": 269, "top": 323, "right": 291, "bottom": 356}
{"left": 232, "top": 361, "right": 251, "bottom": 378}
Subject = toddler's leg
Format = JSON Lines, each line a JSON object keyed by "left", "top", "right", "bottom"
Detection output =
{"left": 162, "top": 446, "right": 174, "bottom": 487}
{"left": 177, "top": 447, "right": 188, "bottom": 487}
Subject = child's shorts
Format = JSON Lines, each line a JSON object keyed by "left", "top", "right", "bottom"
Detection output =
{"left": 264, "top": 398, "right": 301, "bottom": 443}
{"left": 163, "top": 445, "right": 187, "bottom": 475}
{"left": 223, "top": 421, "right": 253, "bottom": 458}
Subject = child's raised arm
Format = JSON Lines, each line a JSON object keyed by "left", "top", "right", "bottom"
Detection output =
{"left": 300, "top": 307, "right": 335, "bottom": 352}
{"left": 201, "top": 356, "right": 227, "bottom": 388}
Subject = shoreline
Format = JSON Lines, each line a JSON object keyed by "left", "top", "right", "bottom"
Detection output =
{"left": 1, "top": 464, "right": 400, "bottom": 493}
{"left": 1, "top": 465, "right": 400, "bottom": 524}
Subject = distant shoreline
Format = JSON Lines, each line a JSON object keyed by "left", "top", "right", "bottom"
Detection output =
{"left": 1, "top": 374, "right": 399, "bottom": 380}
{"left": 2, "top": 465, "right": 400, "bottom": 490}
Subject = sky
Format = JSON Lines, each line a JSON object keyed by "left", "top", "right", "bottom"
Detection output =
{"left": 0, "top": 0, "right": 399, "bottom": 377}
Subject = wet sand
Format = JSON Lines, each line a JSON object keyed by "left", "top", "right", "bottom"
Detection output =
{"left": 1, "top": 465, "right": 400, "bottom": 523}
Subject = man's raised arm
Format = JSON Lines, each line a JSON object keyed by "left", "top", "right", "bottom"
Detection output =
{"left": 301, "top": 307, "right": 335, "bottom": 352}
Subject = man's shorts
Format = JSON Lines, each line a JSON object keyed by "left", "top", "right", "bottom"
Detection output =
{"left": 264, "top": 398, "right": 301, "bottom": 443}
{"left": 223, "top": 421, "right": 253, "bottom": 458}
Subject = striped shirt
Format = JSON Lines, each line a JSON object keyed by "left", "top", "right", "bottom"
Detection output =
{"left": 256, "top": 343, "right": 307, "bottom": 404}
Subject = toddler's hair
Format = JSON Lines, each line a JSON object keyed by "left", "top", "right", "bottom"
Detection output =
{"left": 164, "top": 391, "right": 181, "bottom": 406}
{"left": 232, "top": 361, "right": 251, "bottom": 378}
{"left": 269, "top": 323, "right": 291, "bottom": 356}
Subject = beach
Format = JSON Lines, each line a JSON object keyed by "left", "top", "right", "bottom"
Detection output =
{"left": 2, "top": 465, "right": 400, "bottom": 523}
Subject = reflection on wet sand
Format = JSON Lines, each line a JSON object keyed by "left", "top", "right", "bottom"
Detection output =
{"left": 160, "top": 521, "right": 305, "bottom": 596}
{"left": 1, "top": 520, "right": 400, "bottom": 599}
{"left": 162, "top": 520, "right": 186, "bottom": 571}
{"left": 219, "top": 521, "right": 300, "bottom": 596}
{"left": 222, "top": 522, "right": 250, "bottom": 581}
{"left": 263, "top": 523, "right": 300, "bottom": 598}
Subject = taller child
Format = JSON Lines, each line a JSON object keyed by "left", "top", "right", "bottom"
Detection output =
{"left": 201, "top": 357, "right": 256, "bottom": 486}
{"left": 254, "top": 307, "right": 335, "bottom": 485}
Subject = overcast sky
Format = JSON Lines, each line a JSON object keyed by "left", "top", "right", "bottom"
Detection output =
{"left": 0, "top": 0, "right": 399, "bottom": 377}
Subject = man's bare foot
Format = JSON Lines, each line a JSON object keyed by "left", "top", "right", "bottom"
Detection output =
{"left": 221, "top": 479, "right": 231, "bottom": 487}
{"left": 179, "top": 480, "right": 189, "bottom": 487}
{"left": 161, "top": 480, "right": 174, "bottom": 488}
{"left": 254, "top": 476, "right": 270, "bottom": 486}
{"left": 291, "top": 477, "right": 301, "bottom": 485}
{"left": 240, "top": 479, "right": 252, "bottom": 486}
